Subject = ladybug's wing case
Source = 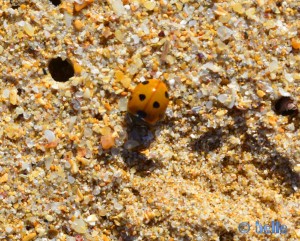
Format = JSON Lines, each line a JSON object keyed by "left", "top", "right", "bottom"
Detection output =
{"left": 143, "top": 83, "right": 169, "bottom": 124}
{"left": 127, "top": 84, "right": 150, "bottom": 116}
{"left": 127, "top": 80, "right": 169, "bottom": 124}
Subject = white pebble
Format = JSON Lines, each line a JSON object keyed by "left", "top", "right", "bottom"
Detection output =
{"left": 2, "top": 89, "right": 10, "bottom": 98}
{"left": 114, "top": 202, "right": 123, "bottom": 210}
{"left": 268, "top": 60, "right": 279, "bottom": 72}
{"left": 217, "top": 26, "right": 233, "bottom": 41}
{"left": 110, "top": 0, "right": 126, "bottom": 16}
{"left": 71, "top": 218, "right": 88, "bottom": 234}
{"left": 278, "top": 87, "right": 290, "bottom": 97}
{"left": 85, "top": 214, "right": 98, "bottom": 225}
{"left": 44, "top": 130, "right": 56, "bottom": 143}
{"left": 5, "top": 227, "right": 13, "bottom": 233}
{"left": 132, "top": 35, "right": 140, "bottom": 44}
{"left": 68, "top": 176, "right": 75, "bottom": 184}
{"left": 217, "top": 94, "right": 228, "bottom": 103}
{"left": 169, "top": 79, "right": 175, "bottom": 86}
{"left": 83, "top": 88, "right": 91, "bottom": 99}
{"left": 206, "top": 101, "right": 213, "bottom": 109}
{"left": 118, "top": 97, "right": 127, "bottom": 111}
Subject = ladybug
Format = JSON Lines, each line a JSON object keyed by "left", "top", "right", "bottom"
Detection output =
{"left": 127, "top": 79, "right": 169, "bottom": 125}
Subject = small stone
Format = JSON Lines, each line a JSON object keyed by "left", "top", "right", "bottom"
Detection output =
{"left": 121, "top": 76, "right": 131, "bottom": 88}
{"left": 217, "top": 94, "right": 228, "bottom": 103}
{"left": 85, "top": 214, "right": 98, "bottom": 225}
{"left": 2, "top": 89, "right": 10, "bottom": 98}
{"left": 47, "top": 229, "right": 59, "bottom": 239}
{"left": 5, "top": 227, "right": 13, "bottom": 233}
{"left": 22, "top": 232, "right": 37, "bottom": 241}
{"left": 175, "top": 2, "right": 182, "bottom": 10}
{"left": 291, "top": 38, "right": 300, "bottom": 49}
{"left": 294, "top": 165, "right": 300, "bottom": 173}
{"left": 5, "top": 124, "right": 24, "bottom": 140}
{"left": 278, "top": 87, "right": 290, "bottom": 97}
{"left": 232, "top": 3, "right": 244, "bottom": 14}
{"left": 68, "top": 175, "right": 75, "bottom": 183}
{"left": 70, "top": 159, "right": 79, "bottom": 174}
{"left": 60, "top": 1, "right": 73, "bottom": 14}
{"left": 0, "top": 173, "right": 8, "bottom": 183}
{"left": 256, "top": 0, "right": 265, "bottom": 6}
{"left": 114, "top": 202, "right": 123, "bottom": 210}
{"left": 74, "top": 0, "right": 94, "bottom": 12}
{"left": 115, "top": 29, "right": 124, "bottom": 42}
{"left": 44, "top": 130, "right": 56, "bottom": 143}
{"left": 100, "top": 126, "right": 112, "bottom": 136}
{"left": 102, "top": 27, "right": 112, "bottom": 38}
{"left": 45, "top": 214, "right": 54, "bottom": 222}
{"left": 71, "top": 218, "right": 88, "bottom": 234}
{"left": 293, "top": 74, "right": 300, "bottom": 82}
{"left": 9, "top": 88, "right": 18, "bottom": 105}
{"left": 73, "top": 62, "right": 82, "bottom": 74}
{"left": 264, "top": 20, "right": 276, "bottom": 29}
{"left": 127, "top": 56, "right": 143, "bottom": 76}
{"left": 165, "top": 55, "right": 175, "bottom": 65}
{"left": 115, "top": 70, "right": 124, "bottom": 82}
{"left": 217, "top": 26, "right": 233, "bottom": 41}
{"left": 202, "top": 62, "right": 222, "bottom": 73}
{"left": 219, "top": 14, "right": 231, "bottom": 23}
{"left": 101, "top": 133, "right": 115, "bottom": 150}
{"left": 268, "top": 60, "right": 279, "bottom": 72}
{"left": 109, "top": 0, "right": 125, "bottom": 16}
{"left": 23, "top": 22, "right": 35, "bottom": 36}
{"left": 143, "top": 1, "right": 156, "bottom": 11}
{"left": 214, "top": 6, "right": 228, "bottom": 16}
{"left": 83, "top": 88, "right": 91, "bottom": 99}
{"left": 73, "top": 19, "right": 84, "bottom": 31}
{"left": 124, "top": 140, "right": 140, "bottom": 150}
{"left": 256, "top": 90, "right": 266, "bottom": 98}
{"left": 245, "top": 8, "right": 256, "bottom": 18}
{"left": 118, "top": 97, "right": 127, "bottom": 111}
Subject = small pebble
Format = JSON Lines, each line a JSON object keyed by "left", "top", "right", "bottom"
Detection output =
{"left": 101, "top": 133, "right": 115, "bottom": 150}
{"left": 44, "top": 130, "right": 56, "bottom": 143}
{"left": 23, "top": 22, "right": 34, "bottom": 36}
{"left": 73, "top": 19, "right": 84, "bottom": 31}
{"left": 110, "top": 0, "right": 125, "bottom": 16}
{"left": 71, "top": 218, "right": 88, "bottom": 234}
{"left": 144, "top": 1, "right": 156, "bottom": 11}
{"left": 22, "top": 232, "right": 37, "bottom": 241}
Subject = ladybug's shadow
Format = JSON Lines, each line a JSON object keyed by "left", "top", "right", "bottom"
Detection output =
{"left": 120, "top": 113, "right": 163, "bottom": 176}
{"left": 191, "top": 107, "right": 299, "bottom": 192}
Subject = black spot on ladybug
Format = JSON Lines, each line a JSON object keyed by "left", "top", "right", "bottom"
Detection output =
{"left": 165, "top": 91, "right": 169, "bottom": 99}
{"left": 274, "top": 96, "right": 298, "bottom": 116}
{"left": 139, "top": 94, "right": 146, "bottom": 101}
{"left": 137, "top": 110, "right": 147, "bottom": 118}
{"left": 153, "top": 101, "right": 160, "bottom": 108}
{"left": 142, "top": 81, "right": 149, "bottom": 85}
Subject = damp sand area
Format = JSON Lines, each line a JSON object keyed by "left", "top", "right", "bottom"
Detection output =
{"left": 0, "top": 0, "right": 300, "bottom": 240}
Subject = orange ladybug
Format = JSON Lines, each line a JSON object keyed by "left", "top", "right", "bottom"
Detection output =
{"left": 127, "top": 79, "right": 169, "bottom": 125}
